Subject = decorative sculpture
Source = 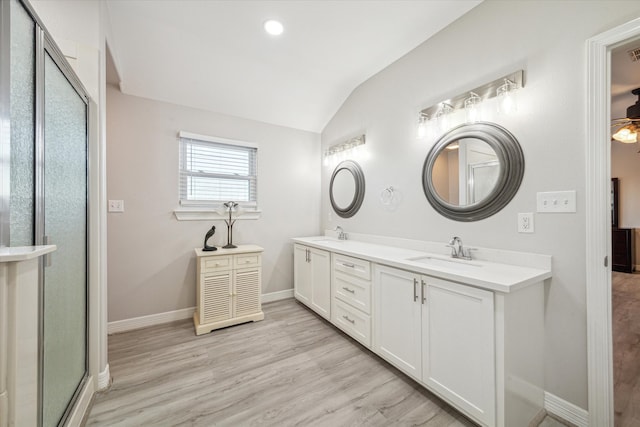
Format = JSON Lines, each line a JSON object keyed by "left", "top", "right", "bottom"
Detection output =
{"left": 221, "top": 201, "right": 240, "bottom": 249}
{"left": 202, "top": 225, "right": 217, "bottom": 251}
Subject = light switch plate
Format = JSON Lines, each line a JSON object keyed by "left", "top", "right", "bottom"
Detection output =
{"left": 536, "top": 191, "right": 576, "bottom": 213}
{"left": 108, "top": 199, "right": 124, "bottom": 213}
{"left": 518, "top": 213, "right": 534, "bottom": 233}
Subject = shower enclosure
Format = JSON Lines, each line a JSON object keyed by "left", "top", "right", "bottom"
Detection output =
{"left": 1, "top": 0, "right": 91, "bottom": 425}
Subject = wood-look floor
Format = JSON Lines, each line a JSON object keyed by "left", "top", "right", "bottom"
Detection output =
{"left": 87, "top": 299, "right": 566, "bottom": 427}
{"left": 613, "top": 271, "right": 640, "bottom": 427}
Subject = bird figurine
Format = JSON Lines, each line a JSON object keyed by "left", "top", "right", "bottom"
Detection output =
{"left": 202, "top": 225, "right": 217, "bottom": 251}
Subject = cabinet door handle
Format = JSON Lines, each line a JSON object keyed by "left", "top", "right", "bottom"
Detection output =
{"left": 342, "top": 262, "right": 355, "bottom": 268}
{"left": 342, "top": 315, "right": 355, "bottom": 324}
{"left": 413, "top": 278, "right": 418, "bottom": 302}
{"left": 342, "top": 287, "right": 355, "bottom": 294}
{"left": 421, "top": 279, "right": 426, "bottom": 304}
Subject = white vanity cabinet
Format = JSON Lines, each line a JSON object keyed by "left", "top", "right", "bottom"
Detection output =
{"left": 331, "top": 253, "right": 372, "bottom": 347}
{"left": 292, "top": 235, "right": 548, "bottom": 427}
{"left": 422, "top": 275, "right": 495, "bottom": 427}
{"left": 373, "top": 265, "right": 422, "bottom": 380}
{"left": 294, "top": 244, "right": 331, "bottom": 319}
{"left": 194, "top": 246, "right": 264, "bottom": 335}
{"left": 373, "top": 265, "right": 496, "bottom": 426}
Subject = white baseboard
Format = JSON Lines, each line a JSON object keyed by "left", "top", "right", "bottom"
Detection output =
{"left": 108, "top": 290, "right": 294, "bottom": 334}
{"left": 262, "top": 289, "right": 294, "bottom": 303}
{"left": 97, "top": 364, "right": 110, "bottom": 390}
{"left": 544, "top": 392, "right": 588, "bottom": 427}
{"left": 108, "top": 307, "right": 195, "bottom": 334}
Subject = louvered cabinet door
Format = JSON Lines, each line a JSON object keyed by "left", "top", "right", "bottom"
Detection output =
{"left": 200, "top": 271, "right": 232, "bottom": 324}
{"left": 233, "top": 267, "right": 261, "bottom": 317}
{"left": 194, "top": 246, "right": 264, "bottom": 335}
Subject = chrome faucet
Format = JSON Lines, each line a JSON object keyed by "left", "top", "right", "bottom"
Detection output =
{"left": 335, "top": 226, "right": 347, "bottom": 240}
{"left": 447, "top": 236, "right": 472, "bottom": 260}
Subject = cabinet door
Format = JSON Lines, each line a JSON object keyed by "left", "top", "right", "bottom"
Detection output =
{"left": 422, "top": 276, "right": 495, "bottom": 426}
{"left": 201, "top": 271, "right": 233, "bottom": 324}
{"left": 293, "top": 244, "right": 312, "bottom": 304}
{"left": 309, "top": 248, "right": 331, "bottom": 319}
{"left": 373, "top": 265, "right": 422, "bottom": 380}
{"left": 234, "top": 267, "right": 261, "bottom": 317}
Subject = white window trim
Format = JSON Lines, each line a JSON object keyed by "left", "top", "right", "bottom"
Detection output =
{"left": 174, "top": 131, "right": 261, "bottom": 221}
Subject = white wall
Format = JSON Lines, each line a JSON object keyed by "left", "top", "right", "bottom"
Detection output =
{"left": 321, "top": 0, "right": 640, "bottom": 411}
{"left": 106, "top": 86, "right": 321, "bottom": 322}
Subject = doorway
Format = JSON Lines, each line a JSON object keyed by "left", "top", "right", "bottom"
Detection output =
{"left": 586, "top": 16, "right": 640, "bottom": 427}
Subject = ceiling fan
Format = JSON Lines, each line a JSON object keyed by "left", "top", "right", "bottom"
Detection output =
{"left": 612, "top": 87, "right": 640, "bottom": 143}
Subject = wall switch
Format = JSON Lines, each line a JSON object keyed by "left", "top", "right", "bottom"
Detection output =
{"left": 536, "top": 190, "right": 576, "bottom": 213}
{"left": 108, "top": 199, "right": 124, "bottom": 212}
{"left": 518, "top": 213, "right": 534, "bottom": 233}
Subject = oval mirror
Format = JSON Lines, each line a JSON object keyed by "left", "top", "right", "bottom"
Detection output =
{"left": 422, "top": 122, "right": 524, "bottom": 221}
{"left": 330, "top": 160, "right": 365, "bottom": 218}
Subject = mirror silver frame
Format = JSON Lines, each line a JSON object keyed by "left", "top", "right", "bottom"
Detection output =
{"left": 330, "top": 160, "right": 365, "bottom": 218}
{"left": 422, "top": 122, "right": 524, "bottom": 222}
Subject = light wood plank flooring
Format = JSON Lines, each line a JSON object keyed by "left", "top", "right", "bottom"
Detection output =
{"left": 613, "top": 271, "right": 640, "bottom": 427}
{"left": 87, "top": 299, "right": 565, "bottom": 426}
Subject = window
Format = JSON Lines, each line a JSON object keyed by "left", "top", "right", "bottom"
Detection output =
{"left": 179, "top": 132, "right": 257, "bottom": 207}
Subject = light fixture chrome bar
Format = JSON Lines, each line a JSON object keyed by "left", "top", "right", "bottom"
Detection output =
{"left": 419, "top": 70, "right": 524, "bottom": 118}
{"left": 324, "top": 134, "right": 365, "bottom": 157}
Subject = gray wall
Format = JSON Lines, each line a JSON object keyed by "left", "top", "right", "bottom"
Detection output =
{"left": 106, "top": 85, "right": 321, "bottom": 322}
{"left": 320, "top": 0, "right": 640, "bottom": 411}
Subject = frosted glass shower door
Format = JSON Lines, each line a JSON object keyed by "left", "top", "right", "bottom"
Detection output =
{"left": 42, "top": 52, "right": 88, "bottom": 427}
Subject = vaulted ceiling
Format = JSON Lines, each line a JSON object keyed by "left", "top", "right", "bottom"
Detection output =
{"left": 105, "top": 0, "right": 482, "bottom": 133}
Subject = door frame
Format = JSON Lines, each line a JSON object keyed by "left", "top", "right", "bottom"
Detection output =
{"left": 586, "top": 16, "right": 640, "bottom": 427}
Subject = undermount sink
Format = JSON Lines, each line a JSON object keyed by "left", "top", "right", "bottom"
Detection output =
{"left": 407, "top": 255, "right": 482, "bottom": 271}
{"left": 312, "top": 238, "right": 344, "bottom": 243}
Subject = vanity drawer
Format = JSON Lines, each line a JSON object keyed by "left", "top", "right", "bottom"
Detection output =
{"left": 200, "top": 255, "right": 232, "bottom": 273}
{"left": 234, "top": 253, "right": 261, "bottom": 268}
{"left": 332, "top": 298, "right": 371, "bottom": 348}
{"left": 332, "top": 253, "right": 371, "bottom": 280}
{"left": 334, "top": 271, "right": 371, "bottom": 314}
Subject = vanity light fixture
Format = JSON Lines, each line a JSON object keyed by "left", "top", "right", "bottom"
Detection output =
{"left": 612, "top": 88, "right": 640, "bottom": 144}
{"left": 324, "top": 134, "right": 366, "bottom": 166}
{"left": 464, "top": 92, "right": 482, "bottom": 122}
{"left": 264, "top": 19, "right": 284, "bottom": 36}
{"left": 496, "top": 78, "right": 518, "bottom": 115}
{"left": 418, "top": 70, "right": 524, "bottom": 133}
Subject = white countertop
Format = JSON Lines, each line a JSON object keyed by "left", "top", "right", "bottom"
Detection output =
{"left": 0, "top": 245, "right": 57, "bottom": 263}
{"left": 292, "top": 236, "right": 551, "bottom": 293}
{"left": 195, "top": 244, "right": 263, "bottom": 257}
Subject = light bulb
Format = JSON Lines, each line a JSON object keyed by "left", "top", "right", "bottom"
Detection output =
{"left": 613, "top": 126, "right": 638, "bottom": 143}
{"left": 464, "top": 92, "right": 482, "bottom": 123}
{"left": 497, "top": 79, "right": 517, "bottom": 115}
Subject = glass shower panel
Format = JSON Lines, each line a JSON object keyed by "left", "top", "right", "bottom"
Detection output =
{"left": 42, "top": 52, "right": 87, "bottom": 427}
{"left": 9, "top": 0, "right": 34, "bottom": 246}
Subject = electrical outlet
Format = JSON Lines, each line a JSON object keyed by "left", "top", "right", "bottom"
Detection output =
{"left": 518, "top": 212, "right": 534, "bottom": 233}
{"left": 108, "top": 199, "right": 124, "bottom": 213}
{"left": 536, "top": 191, "right": 576, "bottom": 213}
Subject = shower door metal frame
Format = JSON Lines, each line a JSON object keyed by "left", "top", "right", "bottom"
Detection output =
{"left": 0, "top": 0, "right": 93, "bottom": 425}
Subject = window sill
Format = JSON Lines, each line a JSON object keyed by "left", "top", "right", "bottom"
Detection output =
{"left": 174, "top": 208, "right": 262, "bottom": 221}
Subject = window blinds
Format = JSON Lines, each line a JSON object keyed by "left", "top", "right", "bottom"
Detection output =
{"left": 179, "top": 134, "right": 257, "bottom": 206}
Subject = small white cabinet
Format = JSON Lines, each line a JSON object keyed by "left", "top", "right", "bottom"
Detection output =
{"left": 373, "top": 264, "right": 495, "bottom": 426}
{"left": 194, "top": 245, "right": 264, "bottom": 335}
{"left": 294, "top": 244, "right": 331, "bottom": 319}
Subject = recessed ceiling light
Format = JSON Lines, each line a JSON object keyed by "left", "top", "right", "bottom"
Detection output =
{"left": 264, "top": 20, "right": 284, "bottom": 36}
